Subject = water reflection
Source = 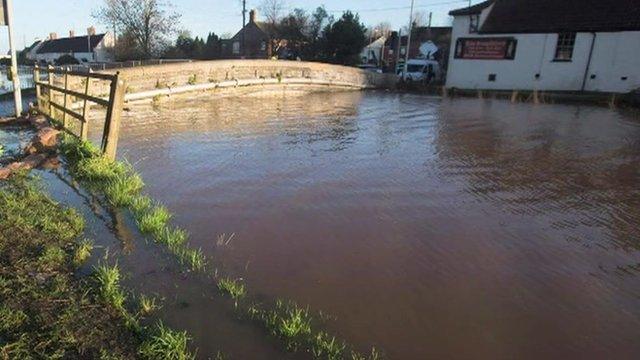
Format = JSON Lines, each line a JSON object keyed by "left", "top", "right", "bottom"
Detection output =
{"left": 99, "top": 92, "right": 640, "bottom": 359}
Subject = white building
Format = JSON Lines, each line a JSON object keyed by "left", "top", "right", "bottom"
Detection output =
{"left": 446, "top": 0, "right": 640, "bottom": 93}
{"left": 27, "top": 27, "right": 115, "bottom": 64}
{"left": 360, "top": 37, "right": 386, "bottom": 66}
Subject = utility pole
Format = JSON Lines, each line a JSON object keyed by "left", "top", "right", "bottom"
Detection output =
{"left": 403, "top": 0, "right": 415, "bottom": 78}
{"left": 241, "top": 0, "right": 246, "bottom": 58}
{"left": 395, "top": 29, "right": 402, "bottom": 74}
{"left": 5, "top": 0, "right": 22, "bottom": 116}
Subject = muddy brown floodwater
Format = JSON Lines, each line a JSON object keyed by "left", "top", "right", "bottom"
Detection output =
{"left": 96, "top": 92, "right": 640, "bottom": 359}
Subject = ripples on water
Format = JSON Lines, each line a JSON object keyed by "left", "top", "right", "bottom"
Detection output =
{"left": 87, "top": 91, "right": 640, "bottom": 359}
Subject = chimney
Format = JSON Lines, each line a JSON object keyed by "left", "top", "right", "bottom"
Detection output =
{"left": 49, "top": 32, "right": 57, "bottom": 40}
{"left": 87, "top": 26, "right": 96, "bottom": 36}
{"left": 69, "top": 30, "right": 75, "bottom": 37}
{"left": 249, "top": 9, "right": 257, "bottom": 23}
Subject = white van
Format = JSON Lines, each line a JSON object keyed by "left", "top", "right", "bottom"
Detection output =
{"left": 401, "top": 59, "right": 440, "bottom": 84}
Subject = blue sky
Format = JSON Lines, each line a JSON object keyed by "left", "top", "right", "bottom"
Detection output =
{"left": 0, "top": 0, "right": 474, "bottom": 52}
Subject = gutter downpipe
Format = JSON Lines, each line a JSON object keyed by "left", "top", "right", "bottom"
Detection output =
{"left": 581, "top": 32, "right": 596, "bottom": 92}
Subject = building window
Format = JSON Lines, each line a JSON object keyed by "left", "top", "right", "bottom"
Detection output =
{"left": 232, "top": 41, "right": 240, "bottom": 55}
{"left": 554, "top": 33, "right": 576, "bottom": 61}
{"left": 260, "top": 41, "right": 267, "bottom": 51}
{"left": 400, "top": 46, "right": 406, "bottom": 55}
{"left": 469, "top": 15, "right": 480, "bottom": 33}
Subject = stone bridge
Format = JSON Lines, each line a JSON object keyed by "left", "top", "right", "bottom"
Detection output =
{"left": 97, "top": 60, "right": 396, "bottom": 102}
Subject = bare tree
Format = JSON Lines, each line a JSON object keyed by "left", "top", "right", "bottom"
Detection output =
{"left": 259, "top": 0, "right": 286, "bottom": 25}
{"left": 94, "top": 0, "right": 181, "bottom": 59}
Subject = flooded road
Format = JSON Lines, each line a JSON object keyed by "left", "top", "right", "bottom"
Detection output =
{"left": 103, "top": 92, "right": 640, "bottom": 359}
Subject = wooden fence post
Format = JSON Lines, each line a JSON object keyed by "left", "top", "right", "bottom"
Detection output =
{"left": 102, "top": 73, "right": 126, "bottom": 160}
{"left": 80, "top": 70, "right": 92, "bottom": 140}
{"left": 33, "top": 66, "right": 41, "bottom": 111}
{"left": 62, "top": 67, "right": 70, "bottom": 128}
{"left": 47, "top": 65, "right": 54, "bottom": 118}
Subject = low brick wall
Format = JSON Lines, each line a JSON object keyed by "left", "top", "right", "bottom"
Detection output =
{"left": 95, "top": 60, "right": 396, "bottom": 98}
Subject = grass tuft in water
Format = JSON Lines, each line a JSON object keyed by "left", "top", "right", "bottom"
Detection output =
{"left": 217, "top": 278, "right": 245, "bottom": 304}
{"left": 139, "top": 322, "right": 195, "bottom": 360}
{"left": 139, "top": 294, "right": 160, "bottom": 316}
{"left": 73, "top": 239, "right": 94, "bottom": 267}
{"left": 94, "top": 263, "right": 126, "bottom": 311}
{"left": 312, "top": 331, "right": 346, "bottom": 360}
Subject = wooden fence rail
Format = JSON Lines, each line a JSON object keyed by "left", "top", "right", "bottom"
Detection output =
{"left": 33, "top": 65, "right": 126, "bottom": 160}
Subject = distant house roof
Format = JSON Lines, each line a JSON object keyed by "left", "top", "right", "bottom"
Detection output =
{"left": 449, "top": 0, "right": 494, "bottom": 16}
{"left": 36, "top": 34, "right": 106, "bottom": 54}
{"left": 449, "top": 0, "right": 640, "bottom": 33}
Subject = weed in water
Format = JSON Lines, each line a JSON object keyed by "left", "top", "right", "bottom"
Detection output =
{"left": 216, "top": 233, "right": 235, "bottom": 247}
{"left": 139, "top": 322, "right": 195, "bottom": 360}
{"left": 158, "top": 227, "right": 188, "bottom": 251}
{"left": 312, "top": 331, "right": 345, "bottom": 360}
{"left": 104, "top": 173, "right": 145, "bottom": 207}
{"left": 350, "top": 347, "right": 382, "bottom": 360}
{"left": 137, "top": 205, "right": 171, "bottom": 235}
{"left": 175, "top": 247, "right": 206, "bottom": 272}
{"left": 217, "top": 278, "right": 245, "bottom": 303}
{"left": 94, "top": 264, "right": 126, "bottom": 311}
{"left": 73, "top": 239, "right": 94, "bottom": 267}
{"left": 139, "top": 294, "right": 160, "bottom": 316}
{"left": 131, "top": 195, "right": 153, "bottom": 218}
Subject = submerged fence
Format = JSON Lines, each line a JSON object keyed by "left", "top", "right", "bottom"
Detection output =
{"left": 33, "top": 65, "right": 126, "bottom": 160}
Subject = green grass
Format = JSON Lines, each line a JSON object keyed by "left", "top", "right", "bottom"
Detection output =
{"left": 0, "top": 173, "right": 141, "bottom": 358}
{"left": 73, "top": 239, "right": 94, "bottom": 267}
{"left": 94, "top": 263, "right": 127, "bottom": 311}
{"left": 60, "top": 136, "right": 205, "bottom": 273}
{"left": 217, "top": 278, "right": 245, "bottom": 304}
{"left": 139, "top": 322, "right": 195, "bottom": 360}
{"left": 312, "top": 332, "right": 346, "bottom": 360}
{"left": 139, "top": 294, "right": 160, "bottom": 316}
{"left": 137, "top": 205, "right": 171, "bottom": 235}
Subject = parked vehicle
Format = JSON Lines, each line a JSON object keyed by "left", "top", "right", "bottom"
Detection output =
{"left": 401, "top": 59, "right": 440, "bottom": 84}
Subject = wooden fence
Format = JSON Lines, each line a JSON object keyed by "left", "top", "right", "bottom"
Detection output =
{"left": 33, "top": 65, "right": 126, "bottom": 160}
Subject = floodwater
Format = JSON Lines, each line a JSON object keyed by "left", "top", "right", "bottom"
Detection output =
{"left": 90, "top": 92, "right": 640, "bottom": 358}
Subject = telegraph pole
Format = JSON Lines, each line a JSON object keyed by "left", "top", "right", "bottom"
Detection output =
{"left": 241, "top": 0, "right": 246, "bottom": 58}
{"left": 5, "top": 0, "right": 22, "bottom": 116}
{"left": 403, "top": 0, "right": 415, "bottom": 78}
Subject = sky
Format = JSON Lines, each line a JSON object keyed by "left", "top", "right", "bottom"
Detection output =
{"left": 0, "top": 0, "right": 476, "bottom": 52}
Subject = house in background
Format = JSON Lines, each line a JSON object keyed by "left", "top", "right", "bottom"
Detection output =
{"left": 446, "top": 0, "right": 640, "bottom": 93}
{"left": 221, "top": 10, "right": 272, "bottom": 59}
{"left": 27, "top": 27, "right": 115, "bottom": 64}
{"left": 360, "top": 36, "right": 387, "bottom": 66}
{"left": 382, "top": 27, "right": 452, "bottom": 74}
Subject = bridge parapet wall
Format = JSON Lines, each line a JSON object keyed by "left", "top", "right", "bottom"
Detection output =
{"left": 95, "top": 60, "right": 395, "bottom": 98}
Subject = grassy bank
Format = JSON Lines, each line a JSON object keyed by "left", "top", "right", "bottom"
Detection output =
{"left": 0, "top": 172, "right": 195, "bottom": 359}
{"left": 58, "top": 135, "right": 382, "bottom": 359}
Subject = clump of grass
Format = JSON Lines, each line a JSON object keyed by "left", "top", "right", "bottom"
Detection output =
{"left": 139, "top": 322, "right": 195, "bottom": 360}
{"left": 137, "top": 205, "right": 171, "bottom": 235}
{"left": 139, "top": 294, "right": 160, "bottom": 316}
{"left": 255, "top": 300, "right": 313, "bottom": 351}
{"left": 104, "top": 173, "right": 145, "bottom": 207}
{"left": 187, "top": 74, "right": 197, "bottom": 85}
{"left": 94, "top": 263, "right": 126, "bottom": 311}
{"left": 38, "top": 245, "right": 67, "bottom": 271}
{"left": 175, "top": 247, "right": 206, "bottom": 272}
{"left": 0, "top": 305, "right": 28, "bottom": 332}
{"left": 73, "top": 239, "right": 94, "bottom": 267}
{"left": 312, "top": 331, "right": 345, "bottom": 360}
{"left": 350, "top": 347, "right": 382, "bottom": 360}
{"left": 217, "top": 278, "right": 245, "bottom": 304}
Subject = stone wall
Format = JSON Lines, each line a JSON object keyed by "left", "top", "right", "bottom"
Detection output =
{"left": 94, "top": 60, "right": 396, "bottom": 99}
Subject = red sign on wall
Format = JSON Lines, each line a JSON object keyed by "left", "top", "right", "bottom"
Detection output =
{"left": 454, "top": 37, "right": 517, "bottom": 60}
